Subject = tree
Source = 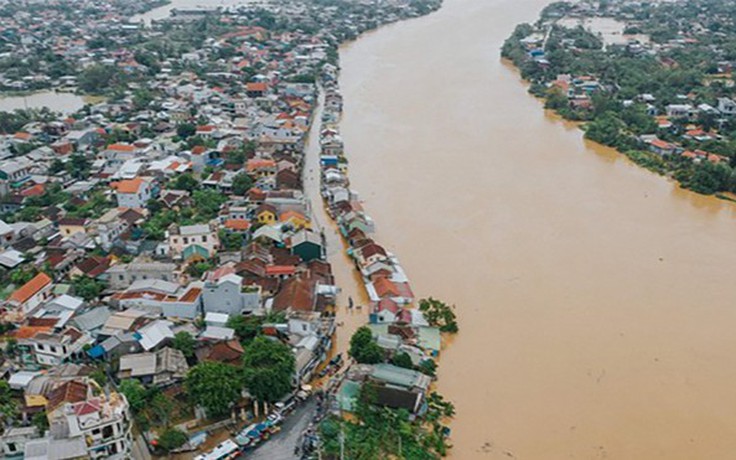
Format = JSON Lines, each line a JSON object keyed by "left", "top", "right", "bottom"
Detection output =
{"left": 242, "top": 337, "right": 295, "bottom": 403}
{"left": 119, "top": 379, "right": 147, "bottom": 414}
{"left": 32, "top": 411, "right": 49, "bottom": 434}
{"left": 185, "top": 362, "right": 243, "bottom": 418}
{"left": 157, "top": 428, "right": 188, "bottom": 452}
{"left": 218, "top": 229, "right": 243, "bottom": 251}
{"left": 0, "top": 380, "right": 17, "bottom": 426}
{"left": 9, "top": 266, "right": 37, "bottom": 286}
{"left": 192, "top": 189, "right": 226, "bottom": 220}
{"left": 71, "top": 275, "right": 105, "bottom": 302}
{"left": 171, "top": 173, "right": 199, "bottom": 192}
{"left": 227, "top": 315, "right": 263, "bottom": 344}
{"left": 584, "top": 112, "right": 627, "bottom": 148}
{"left": 419, "top": 297, "right": 458, "bottom": 333}
{"left": 391, "top": 352, "right": 414, "bottom": 370}
{"left": 176, "top": 123, "right": 196, "bottom": 139}
{"left": 349, "top": 326, "right": 384, "bottom": 364}
{"left": 172, "top": 331, "right": 196, "bottom": 359}
{"left": 185, "top": 261, "right": 213, "bottom": 279}
{"left": 231, "top": 173, "right": 253, "bottom": 196}
{"left": 90, "top": 368, "right": 107, "bottom": 387}
{"left": 418, "top": 359, "right": 437, "bottom": 377}
{"left": 78, "top": 64, "right": 121, "bottom": 94}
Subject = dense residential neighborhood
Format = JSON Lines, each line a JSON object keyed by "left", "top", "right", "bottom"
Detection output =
{"left": 0, "top": 0, "right": 450, "bottom": 458}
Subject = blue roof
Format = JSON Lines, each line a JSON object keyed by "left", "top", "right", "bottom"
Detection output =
{"left": 87, "top": 345, "right": 105, "bottom": 359}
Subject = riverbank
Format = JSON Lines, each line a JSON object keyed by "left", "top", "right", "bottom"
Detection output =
{"left": 502, "top": 0, "right": 736, "bottom": 198}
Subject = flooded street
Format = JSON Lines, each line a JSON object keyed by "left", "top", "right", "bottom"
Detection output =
{"left": 303, "top": 91, "right": 370, "bottom": 357}
{"left": 336, "top": 0, "right": 736, "bottom": 458}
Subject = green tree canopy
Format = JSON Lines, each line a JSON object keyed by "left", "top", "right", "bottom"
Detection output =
{"left": 349, "top": 326, "right": 384, "bottom": 364}
{"left": 242, "top": 337, "right": 295, "bottom": 403}
{"left": 172, "top": 331, "right": 196, "bottom": 359}
{"left": 185, "top": 362, "right": 243, "bottom": 418}
{"left": 419, "top": 297, "right": 458, "bottom": 333}
{"left": 71, "top": 276, "right": 105, "bottom": 302}
{"left": 231, "top": 173, "right": 253, "bottom": 196}
{"left": 157, "top": 428, "right": 188, "bottom": 452}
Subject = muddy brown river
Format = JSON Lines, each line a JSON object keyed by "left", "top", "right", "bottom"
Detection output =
{"left": 327, "top": 0, "right": 736, "bottom": 458}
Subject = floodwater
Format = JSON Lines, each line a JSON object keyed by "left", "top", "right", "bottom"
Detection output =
{"left": 333, "top": 0, "right": 736, "bottom": 458}
{"left": 131, "top": 0, "right": 267, "bottom": 24}
{"left": 0, "top": 91, "right": 88, "bottom": 114}
{"left": 557, "top": 17, "right": 650, "bottom": 47}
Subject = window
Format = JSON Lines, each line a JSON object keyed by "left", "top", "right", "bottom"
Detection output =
{"left": 118, "top": 275, "right": 124, "bottom": 281}
{"left": 38, "top": 344, "right": 45, "bottom": 351}
{"left": 7, "top": 443, "right": 16, "bottom": 453}
{"left": 50, "top": 346, "right": 57, "bottom": 354}
{"left": 202, "top": 235, "right": 207, "bottom": 242}
{"left": 183, "top": 237, "right": 189, "bottom": 244}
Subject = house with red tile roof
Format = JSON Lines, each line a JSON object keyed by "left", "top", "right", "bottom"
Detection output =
{"left": 7, "top": 272, "right": 53, "bottom": 316}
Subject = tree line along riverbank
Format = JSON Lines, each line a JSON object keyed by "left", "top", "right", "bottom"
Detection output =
{"left": 503, "top": 0, "right": 736, "bottom": 197}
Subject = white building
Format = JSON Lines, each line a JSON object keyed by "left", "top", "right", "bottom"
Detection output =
{"left": 202, "top": 273, "right": 260, "bottom": 315}
{"left": 111, "top": 177, "right": 153, "bottom": 208}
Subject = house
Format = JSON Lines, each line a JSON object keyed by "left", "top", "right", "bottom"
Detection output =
{"left": 0, "top": 157, "right": 34, "bottom": 191}
{"left": 57, "top": 217, "right": 88, "bottom": 238}
{"left": 272, "top": 274, "right": 316, "bottom": 312}
{"left": 23, "top": 327, "right": 91, "bottom": 366}
{"left": 717, "top": 97, "right": 736, "bottom": 116}
{"left": 246, "top": 82, "right": 268, "bottom": 98}
{"left": 111, "top": 177, "right": 153, "bottom": 208}
{"left": 223, "top": 219, "right": 250, "bottom": 233}
{"left": 167, "top": 223, "right": 219, "bottom": 258}
{"left": 7, "top": 273, "right": 53, "bottom": 318}
{"left": 290, "top": 229, "right": 322, "bottom": 262}
{"left": 370, "top": 298, "right": 402, "bottom": 324}
{"left": 195, "top": 339, "right": 244, "bottom": 365}
{"left": 41, "top": 379, "right": 132, "bottom": 458}
{"left": 106, "top": 261, "right": 178, "bottom": 290}
{"left": 276, "top": 168, "right": 300, "bottom": 190}
{"left": 94, "top": 209, "right": 131, "bottom": 251}
{"left": 118, "top": 347, "right": 189, "bottom": 386}
{"left": 0, "top": 219, "right": 15, "bottom": 247}
{"left": 255, "top": 203, "right": 278, "bottom": 225}
{"left": 202, "top": 273, "right": 260, "bottom": 315}
{"left": 111, "top": 280, "right": 202, "bottom": 319}
{"left": 367, "top": 276, "right": 414, "bottom": 305}
{"left": 0, "top": 426, "right": 41, "bottom": 459}
{"left": 340, "top": 363, "right": 431, "bottom": 415}
{"left": 69, "top": 255, "right": 111, "bottom": 279}
{"left": 280, "top": 210, "right": 310, "bottom": 229}
{"left": 649, "top": 138, "right": 677, "bottom": 156}
{"left": 355, "top": 242, "right": 388, "bottom": 266}
{"left": 666, "top": 104, "right": 694, "bottom": 119}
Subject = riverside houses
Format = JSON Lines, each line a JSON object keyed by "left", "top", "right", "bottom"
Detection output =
{"left": 0, "top": 0, "right": 443, "bottom": 456}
